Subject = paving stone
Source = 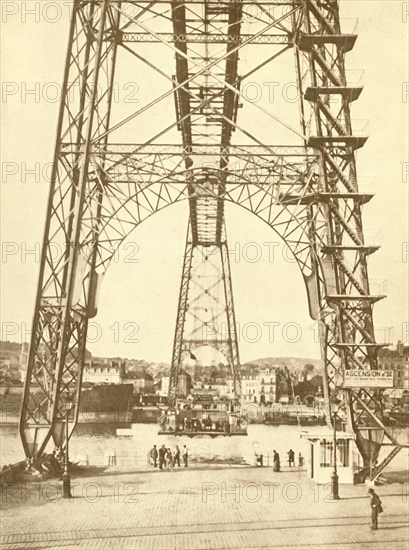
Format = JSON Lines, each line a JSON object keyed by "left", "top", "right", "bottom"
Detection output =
{"left": 0, "top": 467, "right": 408, "bottom": 549}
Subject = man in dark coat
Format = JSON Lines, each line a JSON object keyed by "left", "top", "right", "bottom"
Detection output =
{"left": 287, "top": 449, "right": 295, "bottom": 467}
{"left": 182, "top": 445, "right": 188, "bottom": 467}
{"left": 368, "top": 488, "right": 382, "bottom": 530}
{"left": 150, "top": 445, "right": 158, "bottom": 467}
{"left": 158, "top": 445, "right": 166, "bottom": 470}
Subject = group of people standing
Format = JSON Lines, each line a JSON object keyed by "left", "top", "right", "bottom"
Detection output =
{"left": 149, "top": 444, "right": 188, "bottom": 470}
{"left": 183, "top": 416, "right": 230, "bottom": 432}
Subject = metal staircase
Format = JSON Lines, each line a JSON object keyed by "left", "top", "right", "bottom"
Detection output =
{"left": 369, "top": 446, "right": 402, "bottom": 482}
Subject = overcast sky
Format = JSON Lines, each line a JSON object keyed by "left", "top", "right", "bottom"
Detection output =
{"left": 1, "top": 1, "right": 408, "bottom": 365}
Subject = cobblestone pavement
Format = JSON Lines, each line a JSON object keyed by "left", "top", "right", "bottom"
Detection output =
{"left": 1, "top": 467, "right": 408, "bottom": 549}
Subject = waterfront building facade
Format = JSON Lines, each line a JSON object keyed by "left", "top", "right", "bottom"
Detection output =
{"left": 378, "top": 341, "right": 409, "bottom": 390}
{"left": 83, "top": 360, "right": 124, "bottom": 384}
{"left": 222, "top": 367, "right": 277, "bottom": 403}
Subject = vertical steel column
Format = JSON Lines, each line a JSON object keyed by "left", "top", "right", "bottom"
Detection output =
{"left": 292, "top": 0, "right": 386, "bottom": 466}
{"left": 20, "top": 0, "right": 121, "bottom": 460}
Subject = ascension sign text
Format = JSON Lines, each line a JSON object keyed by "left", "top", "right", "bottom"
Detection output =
{"left": 343, "top": 369, "right": 394, "bottom": 388}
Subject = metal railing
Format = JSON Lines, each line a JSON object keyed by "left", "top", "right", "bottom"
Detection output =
{"left": 72, "top": 450, "right": 250, "bottom": 469}
{"left": 302, "top": 69, "right": 364, "bottom": 89}
{"left": 307, "top": 17, "right": 358, "bottom": 36}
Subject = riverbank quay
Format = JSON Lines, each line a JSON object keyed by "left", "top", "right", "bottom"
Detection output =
{"left": 1, "top": 466, "right": 408, "bottom": 550}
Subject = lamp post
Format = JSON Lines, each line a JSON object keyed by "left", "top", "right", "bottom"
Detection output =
{"left": 330, "top": 398, "right": 341, "bottom": 500}
{"left": 62, "top": 401, "right": 74, "bottom": 499}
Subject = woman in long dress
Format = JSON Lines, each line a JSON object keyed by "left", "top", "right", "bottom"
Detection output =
{"left": 166, "top": 448, "right": 173, "bottom": 471}
{"left": 273, "top": 450, "right": 280, "bottom": 472}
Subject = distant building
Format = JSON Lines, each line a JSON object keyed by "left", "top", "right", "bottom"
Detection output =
{"left": 0, "top": 360, "right": 24, "bottom": 382}
{"left": 83, "top": 360, "right": 125, "bottom": 385}
{"left": 160, "top": 376, "right": 170, "bottom": 397}
{"left": 159, "top": 370, "right": 192, "bottom": 398}
{"left": 208, "top": 380, "right": 228, "bottom": 396}
{"left": 258, "top": 367, "right": 277, "bottom": 404}
{"left": 83, "top": 358, "right": 156, "bottom": 393}
{"left": 123, "top": 372, "right": 154, "bottom": 394}
{"left": 233, "top": 370, "right": 259, "bottom": 402}
{"left": 0, "top": 362, "right": 11, "bottom": 379}
{"left": 378, "top": 341, "right": 409, "bottom": 389}
{"left": 225, "top": 366, "right": 277, "bottom": 403}
{"left": 178, "top": 370, "right": 192, "bottom": 396}
{"left": 295, "top": 370, "right": 315, "bottom": 383}
{"left": 153, "top": 379, "right": 162, "bottom": 395}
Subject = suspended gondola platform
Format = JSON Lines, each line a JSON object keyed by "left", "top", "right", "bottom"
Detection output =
{"left": 158, "top": 401, "right": 247, "bottom": 437}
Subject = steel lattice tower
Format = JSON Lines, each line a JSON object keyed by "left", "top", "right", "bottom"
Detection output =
{"left": 168, "top": 219, "right": 241, "bottom": 404}
{"left": 19, "top": 0, "right": 403, "bottom": 477}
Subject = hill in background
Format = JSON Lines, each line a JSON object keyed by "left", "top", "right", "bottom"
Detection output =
{"left": 0, "top": 341, "right": 321, "bottom": 376}
{"left": 245, "top": 356, "right": 322, "bottom": 372}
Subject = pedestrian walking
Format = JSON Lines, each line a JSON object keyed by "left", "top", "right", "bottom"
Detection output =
{"left": 182, "top": 445, "right": 188, "bottom": 467}
{"left": 158, "top": 444, "right": 166, "bottom": 470}
{"left": 173, "top": 445, "right": 181, "bottom": 467}
{"left": 166, "top": 448, "right": 173, "bottom": 471}
{"left": 287, "top": 449, "right": 295, "bottom": 467}
{"left": 273, "top": 450, "right": 280, "bottom": 472}
{"left": 149, "top": 445, "right": 158, "bottom": 467}
{"left": 368, "top": 488, "right": 383, "bottom": 530}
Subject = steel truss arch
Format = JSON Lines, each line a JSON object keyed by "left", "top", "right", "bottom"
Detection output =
{"left": 19, "top": 150, "right": 322, "bottom": 457}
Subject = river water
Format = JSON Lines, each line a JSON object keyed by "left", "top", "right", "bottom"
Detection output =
{"left": 1, "top": 423, "right": 408, "bottom": 472}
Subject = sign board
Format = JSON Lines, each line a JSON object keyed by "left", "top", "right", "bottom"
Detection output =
{"left": 343, "top": 369, "right": 394, "bottom": 388}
